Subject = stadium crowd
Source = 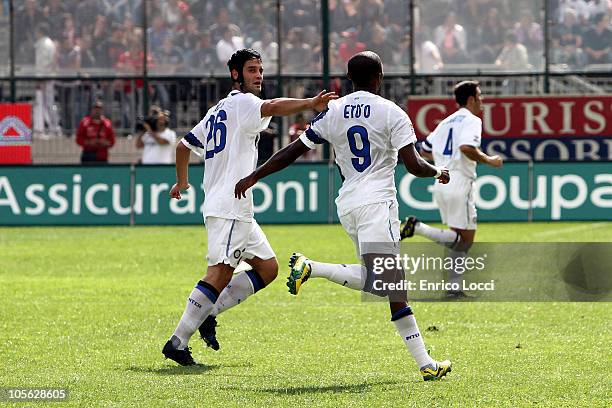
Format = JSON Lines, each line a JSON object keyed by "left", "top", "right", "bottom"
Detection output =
{"left": 12, "top": 0, "right": 612, "bottom": 76}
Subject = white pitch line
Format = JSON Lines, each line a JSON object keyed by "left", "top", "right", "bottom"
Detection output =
{"left": 534, "top": 222, "right": 611, "bottom": 238}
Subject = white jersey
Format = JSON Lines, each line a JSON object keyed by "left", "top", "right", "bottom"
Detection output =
{"left": 422, "top": 107, "right": 481, "bottom": 179}
{"left": 141, "top": 128, "right": 176, "bottom": 164}
{"left": 300, "top": 90, "right": 416, "bottom": 216}
{"left": 182, "top": 90, "right": 272, "bottom": 221}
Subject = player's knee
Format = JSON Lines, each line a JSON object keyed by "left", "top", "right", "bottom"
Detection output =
{"left": 265, "top": 258, "right": 279, "bottom": 282}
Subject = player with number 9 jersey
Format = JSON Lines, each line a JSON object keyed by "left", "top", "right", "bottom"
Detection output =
{"left": 302, "top": 91, "right": 416, "bottom": 218}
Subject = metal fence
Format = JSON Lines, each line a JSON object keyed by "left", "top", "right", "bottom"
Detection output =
{"left": 0, "top": 0, "right": 610, "bottom": 163}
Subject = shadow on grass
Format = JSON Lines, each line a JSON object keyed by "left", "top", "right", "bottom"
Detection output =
{"left": 125, "top": 361, "right": 254, "bottom": 376}
{"left": 126, "top": 364, "right": 220, "bottom": 375}
{"left": 224, "top": 380, "right": 404, "bottom": 395}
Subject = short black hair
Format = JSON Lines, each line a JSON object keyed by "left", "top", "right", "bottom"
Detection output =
{"left": 36, "top": 23, "right": 50, "bottom": 37}
{"left": 347, "top": 51, "right": 383, "bottom": 88}
{"left": 454, "top": 80, "right": 479, "bottom": 106}
{"left": 227, "top": 48, "right": 261, "bottom": 84}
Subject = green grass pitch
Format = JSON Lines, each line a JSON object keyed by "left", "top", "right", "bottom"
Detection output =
{"left": 1, "top": 222, "right": 611, "bottom": 407}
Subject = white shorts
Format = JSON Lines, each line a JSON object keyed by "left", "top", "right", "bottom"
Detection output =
{"left": 433, "top": 176, "right": 477, "bottom": 230}
{"left": 205, "top": 217, "right": 276, "bottom": 268}
{"left": 339, "top": 201, "right": 400, "bottom": 257}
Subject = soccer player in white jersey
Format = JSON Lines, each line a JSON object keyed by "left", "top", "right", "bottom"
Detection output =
{"left": 235, "top": 51, "right": 453, "bottom": 381}
{"left": 162, "top": 49, "right": 337, "bottom": 365}
{"left": 400, "top": 81, "right": 503, "bottom": 297}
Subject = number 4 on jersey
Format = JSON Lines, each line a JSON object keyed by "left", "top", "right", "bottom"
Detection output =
{"left": 443, "top": 128, "right": 453, "bottom": 156}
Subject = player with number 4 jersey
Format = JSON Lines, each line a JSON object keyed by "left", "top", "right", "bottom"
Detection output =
{"left": 235, "top": 51, "right": 453, "bottom": 381}
{"left": 400, "top": 81, "right": 503, "bottom": 298}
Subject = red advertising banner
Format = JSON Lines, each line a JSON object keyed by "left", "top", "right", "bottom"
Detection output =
{"left": 0, "top": 103, "right": 32, "bottom": 164}
{"left": 407, "top": 95, "right": 612, "bottom": 139}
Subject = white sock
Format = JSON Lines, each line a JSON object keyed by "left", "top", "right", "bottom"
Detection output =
{"left": 310, "top": 261, "right": 363, "bottom": 290}
{"left": 415, "top": 222, "right": 458, "bottom": 246}
{"left": 172, "top": 283, "right": 217, "bottom": 349}
{"left": 392, "top": 308, "right": 435, "bottom": 369}
{"left": 213, "top": 271, "right": 261, "bottom": 316}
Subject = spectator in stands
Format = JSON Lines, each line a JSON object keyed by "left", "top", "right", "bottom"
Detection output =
{"left": 368, "top": 23, "right": 393, "bottom": 66}
{"left": 161, "top": 0, "right": 191, "bottom": 29}
{"left": 101, "top": 0, "right": 130, "bottom": 22}
{"left": 552, "top": 8, "right": 587, "bottom": 68}
{"left": 359, "top": 0, "right": 385, "bottom": 40}
{"left": 33, "top": 23, "right": 61, "bottom": 137}
{"left": 558, "top": 0, "right": 591, "bottom": 23}
{"left": 106, "top": 24, "right": 128, "bottom": 70}
{"left": 57, "top": 36, "right": 80, "bottom": 71}
{"left": 75, "top": 0, "right": 101, "bottom": 36}
{"left": 415, "top": 31, "right": 444, "bottom": 73}
{"left": 190, "top": 30, "right": 220, "bottom": 73}
{"left": 147, "top": 16, "right": 171, "bottom": 51}
{"left": 79, "top": 34, "right": 97, "bottom": 69}
{"left": 135, "top": 109, "right": 176, "bottom": 164}
{"left": 513, "top": 11, "right": 543, "bottom": 67}
{"left": 210, "top": 7, "right": 241, "bottom": 43}
{"left": 584, "top": 13, "right": 611, "bottom": 65}
{"left": 15, "top": 0, "right": 43, "bottom": 64}
{"left": 43, "top": 0, "right": 68, "bottom": 40}
{"left": 337, "top": 27, "right": 366, "bottom": 65}
{"left": 586, "top": 0, "right": 612, "bottom": 18}
{"left": 176, "top": 15, "right": 200, "bottom": 64}
{"left": 495, "top": 31, "right": 530, "bottom": 70}
{"left": 251, "top": 28, "right": 279, "bottom": 74}
{"left": 329, "top": 0, "right": 359, "bottom": 32}
{"left": 76, "top": 100, "right": 115, "bottom": 164}
{"left": 479, "top": 7, "right": 506, "bottom": 63}
{"left": 434, "top": 12, "right": 468, "bottom": 64}
{"left": 284, "top": 27, "right": 312, "bottom": 72}
{"left": 216, "top": 26, "right": 244, "bottom": 68}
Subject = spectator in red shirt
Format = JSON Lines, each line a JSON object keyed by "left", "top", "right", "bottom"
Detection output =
{"left": 338, "top": 28, "right": 366, "bottom": 65}
{"left": 76, "top": 100, "right": 116, "bottom": 164}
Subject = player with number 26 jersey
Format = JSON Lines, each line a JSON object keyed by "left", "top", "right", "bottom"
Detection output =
{"left": 301, "top": 91, "right": 416, "bottom": 217}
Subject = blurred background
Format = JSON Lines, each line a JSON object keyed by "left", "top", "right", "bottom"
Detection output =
{"left": 0, "top": 0, "right": 610, "bottom": 163}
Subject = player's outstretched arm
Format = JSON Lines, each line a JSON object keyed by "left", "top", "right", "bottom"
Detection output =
{"left": 459, "top": 145, "right": 503, "bottom": 168}
{"left": 169, "top": 141, "right": 191, "bottom": 200}
{"left": 399, "top": 143, "right": 450, "bottom": 184}
{"left": 260, "top": 90, "right": 338, "bottom": 117}
{"left": 235, "top": 139, "right": 311, "bottom": 198}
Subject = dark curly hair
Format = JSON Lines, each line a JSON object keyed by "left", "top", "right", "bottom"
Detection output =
{"left": 227, "top": 48, "right": 262, "bottom": 86}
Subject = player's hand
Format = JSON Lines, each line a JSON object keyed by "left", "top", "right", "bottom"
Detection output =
{"left": 235, "top": 175, "right": 257, "bottom": 199}
{"left": 310, "top": 90, "right": 338, "bottom": 112}
{"left": 489, "top": 155, "right": 503, "bottom": 168}
{"left": 437, "top": 168, "right": 450, "bottom": 184}
{"left": 170, "top": 182, "right": 190, "bottom": 200}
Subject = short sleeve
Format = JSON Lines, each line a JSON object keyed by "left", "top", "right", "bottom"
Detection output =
{"left": 181, "top": 118, "right": 206, "bottom": 157}
{"left": 389, "top": 104, "right": 417, "bottom": 150}
{"left": 238, "top": 93, "right": 271, "bottom": 132}
{"left": 458, "top": 117, "right": 482, "bottom": 148}
{"left": 299, "top": 108, "right": 329, "bottom": 150}
{"left": 421, "top": 133, "right": 434, "bottom": 152}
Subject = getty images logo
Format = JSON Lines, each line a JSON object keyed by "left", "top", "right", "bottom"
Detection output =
{"left": 405, "top": 333, "right": 420, "bottom": 340}
{"left": 188, "top": 298, "right": 202, "bottom": 308}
